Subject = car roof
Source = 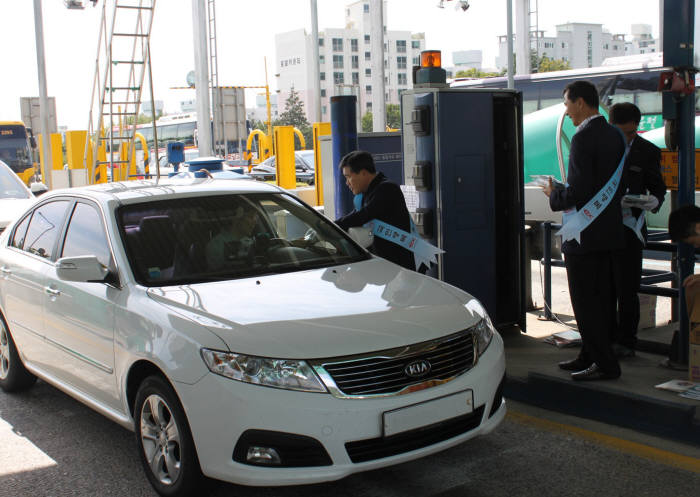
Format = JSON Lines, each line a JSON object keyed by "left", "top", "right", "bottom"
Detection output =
{"left": 38, "top": 178, "right": 284, "bottom": 206}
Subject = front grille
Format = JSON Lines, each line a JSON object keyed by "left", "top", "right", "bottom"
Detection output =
{"left": 315, "top": 329, "right": 475, "bottom": 397}
{"left": 346, "top": 405, "right": 485, "bottom": 463}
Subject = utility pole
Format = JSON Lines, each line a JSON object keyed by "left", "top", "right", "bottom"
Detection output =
{"left": 507, "top": 0, "right": 514, "bottom": 88}
{"left": 310, "top": 0, "right": 321, "bottom": 123}
{"left": 33, "top": 0, "right": 52, "bottom": 188}
{"left": 370, "top": 0, "right": 386, "bottom": 131}
{"left": 515, "top": 0, "right": 530, "bottom": 75}
{"left": 192, "top": 0, "right": 213, "bottom": 156}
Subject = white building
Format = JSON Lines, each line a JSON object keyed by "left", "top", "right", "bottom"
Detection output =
{"left": 275, "top": 1, "right": 425, "bottom": 122}
{"left": 497, "top": 22, "right": 657, "bottom": 71}
{"left": 246, "top": 93, "right": 278, "bottom": 123}
{"left": 452, "top": 50, "right": 483, "bottom": 70}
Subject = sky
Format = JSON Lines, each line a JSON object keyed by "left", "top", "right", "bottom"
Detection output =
{"left": 0, "top": 0, "right": 663, "bottom": 130}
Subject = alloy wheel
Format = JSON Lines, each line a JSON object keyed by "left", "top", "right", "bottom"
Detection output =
{"left": 140, "top": 394, "right": 182, "bottom": 486}
{"left": 0, "top": 321, "right": 9, "bottom": 380}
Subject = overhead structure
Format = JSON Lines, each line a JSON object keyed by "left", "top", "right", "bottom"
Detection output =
{"left": 84, "top": 0, "right": 158, "bottom": 182}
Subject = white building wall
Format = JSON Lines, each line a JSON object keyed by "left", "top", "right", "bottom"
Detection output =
{"left": 274, "top": 1, "right": 423, "bottom": 123}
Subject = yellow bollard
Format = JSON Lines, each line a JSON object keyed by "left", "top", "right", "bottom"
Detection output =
{"left": 273, "top": 126, "right": 296, "bottom": 190}
{"left": 312, "top": 122, "right": 331, "bottom": 206}
{"left": 65, "top": 130, "right": 88, "bottom": 170}
{"left": 37, "top": 133, "right": 63, "bottom": 182}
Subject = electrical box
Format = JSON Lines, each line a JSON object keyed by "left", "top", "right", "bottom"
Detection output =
{"left": 167, "top": 142, "right": 184, "bottom": 164}
{"left": 401, "top": 88, "right": 525, "bottom": 329}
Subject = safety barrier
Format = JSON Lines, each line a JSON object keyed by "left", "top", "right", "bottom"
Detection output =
{"left": 540, "top": 221, "right": 680, "bottom": 321}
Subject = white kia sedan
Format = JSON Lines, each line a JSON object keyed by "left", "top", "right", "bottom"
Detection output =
{"left": 0, "top": 178, "right": 505, "bottom": 497}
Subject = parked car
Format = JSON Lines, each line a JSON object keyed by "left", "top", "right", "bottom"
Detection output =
{"left": 0, "top": 159, "right": 45, "bottom": 234}
{"left": 249, "top": 149, "right": 315, "bottom": 184}
{"left": 0, "top": 178, "right": 505, "bottom": 497}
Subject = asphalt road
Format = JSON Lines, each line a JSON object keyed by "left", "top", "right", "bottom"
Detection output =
{"left": 1, "top": 379, "right": 698, "bottom": 497}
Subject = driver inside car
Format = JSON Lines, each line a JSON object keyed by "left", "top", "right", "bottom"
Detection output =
{"left": 205, "top": 204, "right": 259, "bottom": 271}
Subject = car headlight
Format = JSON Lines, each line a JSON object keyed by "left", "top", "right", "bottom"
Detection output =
{"left": 471, "top": 317, "right": 495, "bottom": 357}
{"left": 201, "top": 349, "right": 328, "bottom": 393}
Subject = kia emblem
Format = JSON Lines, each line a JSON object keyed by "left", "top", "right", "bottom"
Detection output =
{"left": 404, "top": 359, "right": 431, "bottom": 378}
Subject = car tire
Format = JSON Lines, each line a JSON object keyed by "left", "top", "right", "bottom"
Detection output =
{"left": 0, "top": 313, "right": 37, "bottom": 393}
{"left": 134, "top": 375, "right": 203, "bottom": 497}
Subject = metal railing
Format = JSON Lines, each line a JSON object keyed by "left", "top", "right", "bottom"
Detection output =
{"left": 540, "top": 221, "right": 680, "bottom": 320}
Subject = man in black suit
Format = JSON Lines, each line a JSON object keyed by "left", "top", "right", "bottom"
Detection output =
{"left": 543, "top": 80, "right": 626, "bottom": 381}
{"left": 609, "top": 103, "right": 666, "bottom": 357}
{"left": 335, "top": 150, "right": 415, "bottom": 270}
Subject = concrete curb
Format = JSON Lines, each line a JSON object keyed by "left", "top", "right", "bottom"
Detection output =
{"left": 504, "top": 373, "right": 700, "bottom": 446}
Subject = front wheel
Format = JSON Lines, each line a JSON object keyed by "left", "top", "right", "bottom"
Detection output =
{"left": 0, "top": 314, "right": 37, "bottom": 393}
{"left": 134, "top": 375, "right": 203, "bottom": 497}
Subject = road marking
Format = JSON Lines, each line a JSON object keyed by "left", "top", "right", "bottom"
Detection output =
{"left": 507, "top": 410, "right": 700, "bottom": 474}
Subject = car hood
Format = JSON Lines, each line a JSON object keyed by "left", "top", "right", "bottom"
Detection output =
{"left": 146, "top": 259, "right": 485, "bottom": 358}
{"left": 0, "top": 198, "right": 34, "bottom": 229}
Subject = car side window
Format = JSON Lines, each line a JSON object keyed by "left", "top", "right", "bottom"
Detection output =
{"left": 10, "top": 214, "right": 31, "bottom": 250}
{"left": 23, "top": 200, "right": 70, "bottom": 260}
{"left": 61, "top": 202, "right": 112, "bottom": 268}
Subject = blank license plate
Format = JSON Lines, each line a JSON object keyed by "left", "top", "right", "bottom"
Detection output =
{"left": 382, "top": 390, "right": 473, "bottom": 437}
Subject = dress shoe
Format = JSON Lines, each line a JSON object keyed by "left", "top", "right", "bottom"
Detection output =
{"left": 612, "top": 343, "right": 635, "bottom": 358}
{"left": 571, "top": 363, "right": 620, "bottom": 381}
{"left": 558, "top": 358, "right": 591, "bottom": 371}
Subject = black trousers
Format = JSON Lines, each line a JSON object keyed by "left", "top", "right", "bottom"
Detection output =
{"left": 612, "top": 230, "right": 643, "bottom": 348}
{"left": 564, "top": 251, "right": 621, "bottom": 375}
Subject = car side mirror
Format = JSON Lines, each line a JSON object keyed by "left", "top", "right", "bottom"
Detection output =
{"left": 56, "top": 255, "right": 109, "bottom": 283}
{"left": 347, "top": 227, "right": 373, "bottom": 248}
{"left": 30, "top": 182, "right": 48, "bottom": 196}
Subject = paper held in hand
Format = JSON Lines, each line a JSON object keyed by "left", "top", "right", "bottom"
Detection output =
{"left": 530, "top": 175, "right": 565, "bottom": 189}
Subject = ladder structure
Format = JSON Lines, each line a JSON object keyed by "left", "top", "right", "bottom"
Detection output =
{"left": 207, "top": 0, "right": 224, "bottom": 157}
{"left": 84, "top": 0, "right": 157, "bottom": 183}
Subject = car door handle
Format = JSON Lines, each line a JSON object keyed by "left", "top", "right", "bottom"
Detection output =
{"left": 45, "top": 286, "right": 61, "bottom": 297}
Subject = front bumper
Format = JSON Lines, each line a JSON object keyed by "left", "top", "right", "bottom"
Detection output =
{"left": 175, "top": 333, "right": 506, "bottom": 486}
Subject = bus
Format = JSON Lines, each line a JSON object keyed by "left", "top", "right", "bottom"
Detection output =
{"left": 0, "top": 121, "right": 36, "bottom": 185}
{"left": 451, "top": 56, "right": 673, "bottom": 131}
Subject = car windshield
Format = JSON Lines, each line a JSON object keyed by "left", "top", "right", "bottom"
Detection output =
{"left": 117, "top": 192, "right": 369, "bottom": 286}
{"left": 0, "top": 163, "right": 31, "bottom": 199}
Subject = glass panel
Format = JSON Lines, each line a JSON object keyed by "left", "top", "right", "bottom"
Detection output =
{"left": 10, "top": 214, "right": 31, "bottom": 250}
{"left": 23, "top": 200, "right": 70, "bottom": 260}
{"left": 62, "top": 202, "right": 111, "bottom": 268}
{"left": 0, "top": 164, "right": 31, "bottom": 199}
{"left": 117, "top": 193, "right": 368, "bottom": 286}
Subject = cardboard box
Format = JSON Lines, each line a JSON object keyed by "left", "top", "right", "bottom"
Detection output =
{"left": 638, "top": 293, "right": 657, "bottom": 330}
{"left": 691, "top": 344, "right": 700, "bottom": 382}
{"left": 690, "top": 325, "right": 700, "bottom": 345}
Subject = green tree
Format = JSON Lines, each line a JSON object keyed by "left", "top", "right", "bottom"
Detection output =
{"left": 454, "top": 68, "right": 503, "bottom": 79}
{"left": 530, "top": 50, "right": 571, "bottom": 73}
{"left": 361, "top": 106, "right": 401, "bottom": 132}
{"left": 277, "top": 86, "right": 311, "bottom": 149}
{"left": 385, "top": 104, "right": 401, "bottom": 130}
{"left": 362, "top": 112, "right": 373, "bottom": 132}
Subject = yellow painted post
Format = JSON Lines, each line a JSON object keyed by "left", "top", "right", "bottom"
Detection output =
{"left": 273, "top": 126, "right": 296, "bottom": 189}
{"left": 65, "top": 131, "right": 87, "bottom": 169}
{"left": 37, "top": 133, "right": 63, "bottom": 182}
{"left": 312, "top": 122, "right": 331, "bottom": 206}
{"left": 95, "top": 139, "right": 107, "bottom": 184}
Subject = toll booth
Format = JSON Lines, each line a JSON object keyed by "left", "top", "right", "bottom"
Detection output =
{"left": 401, "top": 88, "right": 526, "bottom": 329}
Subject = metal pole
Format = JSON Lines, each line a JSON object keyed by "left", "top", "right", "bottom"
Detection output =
{"left": 506, "top": 0, "right": 515, "bottom": 89}
{"left": 310, "top": 0, "right": 321, "bottom": 124}
{"left": 147, "top": 41, "right": 160, "bottom": 178}
{"left": 370, "top": 0, "right": 386, "bottom": 131}
{"left": 192, "top": 0, "right": 213, "bottom": 156}
{"left": 33, "top": 0, "right": 52, "bottom": 188}
{"left": 543, "top": 222, "right": 552, "bottom": 320}
{"left": 515, "top": 0, "right": 530, "bottom": 75}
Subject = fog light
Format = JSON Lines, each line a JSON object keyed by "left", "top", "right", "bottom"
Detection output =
{"left": 246, "top": 446, "right": 281, "bottom": 465}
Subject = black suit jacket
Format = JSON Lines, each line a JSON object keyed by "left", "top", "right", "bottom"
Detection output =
{"left": 549, "top": 116, "right": 627, "bottom": 255}
{"left": 623, "top": 134, "right": 666, "bottom": 240}
{"left": 335, "top": 172, "right": 415, "bottom": 270}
